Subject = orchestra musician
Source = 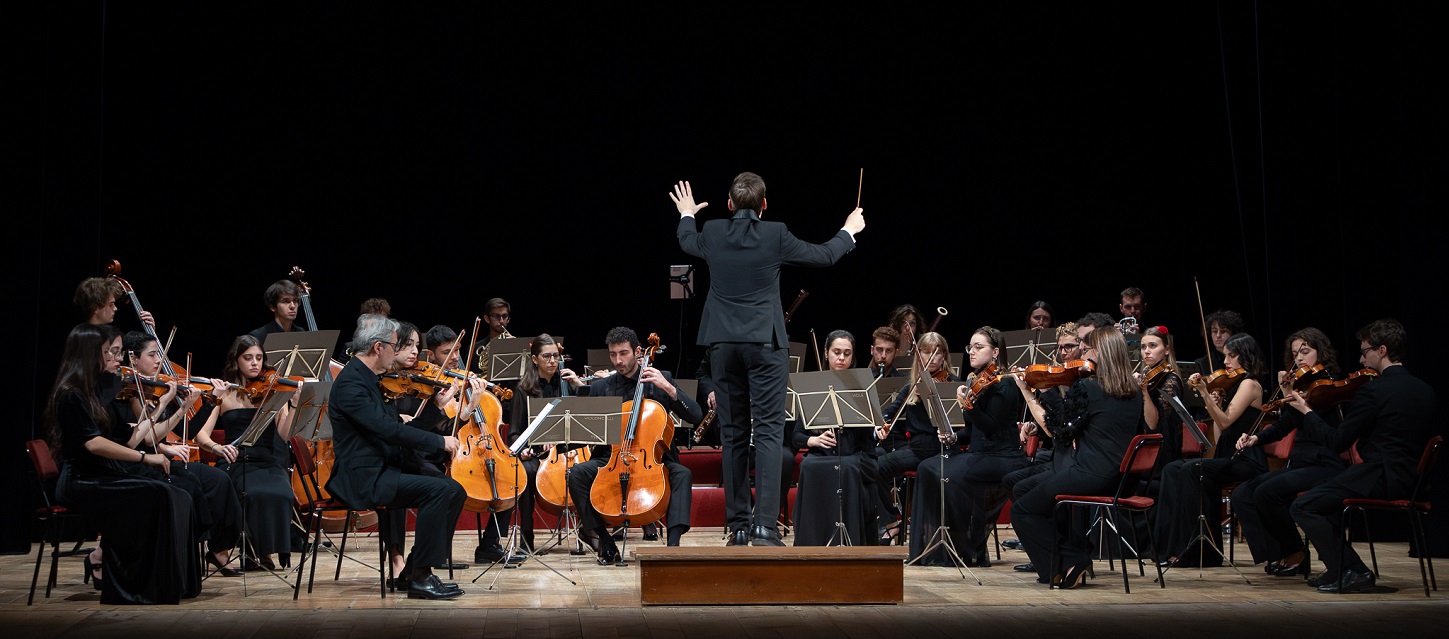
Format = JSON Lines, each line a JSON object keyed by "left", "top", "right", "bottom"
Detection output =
{"left": 505, "top": 333, "right": 580, "bottom": 554}
{"left": 193, "top": 334, "right": 302, "bottom": 571}
{"left": 359, "top": 297, "right": 391, "bottom": 316}
{"left": 120, "top": 331, "right": 244, "bottom": 577}
{"left": 1287, "top": 319, "right": 1435, "bottom": 593}
{"left": 1155, "top": 333, "right": 1269, "bottom": 568}
{"left": 326, "top": 314, "right": 465, "bottom": 600}
{"left": 1137, "top": 325, "right": 1184, "bottom": 468}
{"left": 47, "top": 323, "right": 199, "bottom": 604}
{"left": 1010, "top": 326, "right": 1144, "bottom": 588}
{"left": 1119, "top": 287, "right": 1146, "bottom": 328}
{"left": 246, "top": 279, "right": 306, "bottom": 343}
{"left": 791, "top": 330, "right": 878, "bottom": 546}
{"left": 1230, "top": 327, "right": 1348, "bottom": 577}
{"left": 888, "top": 305, "right": 922, "bottom": 356}
{"left": 1193, "top": 309, "right": 1245, "bottom": 374}
{"left": 1025, "top": 301, "right": 1055, "bottom": 330}
{"left": 869, "top": 326, "right": 905, "bottom": 379}
{"left": 482, "top": 298, "right": 513, "bottom": 345}
{"left": 75, "top": 276, "right": 152, "bottom": 329}
{"left": 567, "top": 327, "right": 702, "bottom": 561}
{"left": 912, "top": 327, "right": 1028, "bottom": 567}
{"left": 673, "top": 175, "right": 862, "bottom": 547}
{"left": 873, "top": 332, "right": 957, "bottom": 545}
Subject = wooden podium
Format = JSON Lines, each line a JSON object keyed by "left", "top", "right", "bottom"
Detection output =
{"left": 633, "top": 546, "right": 906, "bottom": 605}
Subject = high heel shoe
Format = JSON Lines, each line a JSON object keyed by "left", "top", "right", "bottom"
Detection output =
{"left": 206, "top": 552, "right": 244, "bottom": 577}
{"left": 1053, "top": 562, "right": 1090, "bottom": 590}
{"left": 83, "top": 557, "right": 103, "bottom": 591}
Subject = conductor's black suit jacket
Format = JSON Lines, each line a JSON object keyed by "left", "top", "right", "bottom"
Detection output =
{"left": 677, "top": 209, "right": 854, "bottom": 348}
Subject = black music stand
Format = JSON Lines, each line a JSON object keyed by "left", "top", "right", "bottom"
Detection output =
{"left": 263, "top": 331, "right": 339, "bottom": 438}
{"left": 788, "top": 342, "right": 808, "bottom": 374}
{"left": 584, "top": 349, "right": 610, "bottom": 377}
{"left": 232, "top": 390, "right": 305, "bottom": 595}
{"left": 905, "top": 373, "right": 980, "bottom": 583}
{"left": 869, "top": 375, "right": 910, "bottom": 412}
{"left": 483, "top": 337, "right": 540, "bottom": 382}
{"left": 1001, "top": 328, "right": 1056, "bottom": 369}
{"left": 1160, "top": 395, "right": 1251, "bottom": 584}
{"left": 791, "top": 369, "right": 881, "bottom": 547}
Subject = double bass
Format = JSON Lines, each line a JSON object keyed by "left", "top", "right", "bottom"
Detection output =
{"left": 590, "top": 333, "right": 672, "bottom": 528}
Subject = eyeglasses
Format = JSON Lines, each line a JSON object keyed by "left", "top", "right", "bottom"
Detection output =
{"left": 966, "top": 344, "right": 991, "bottom": 352}
{"left": 537, "top": 353, "right": 561, "bottom": 360}
{"left": 1057, "top": 343, "right": 1080, "bottom": 351}
{"left": 105, "top": 347, "right": 124, "bottom": 358}
{"left": 488, "top": 313, "right": 510, "bottom": 321}
{"left": 1359, "top": 345, "right": 1379, "bottom": 357}
{"left": 380, "top": 341, "right": 398, "bottom": 351}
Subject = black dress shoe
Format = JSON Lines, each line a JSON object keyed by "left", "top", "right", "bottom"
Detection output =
{"left": 726, "top": 529, "right": 750, "bottom": 546}
{"left": 475, "top": 545, "right": 524, "bottom": 565}
{"left": 1001, "top": 539, "right": 1024, "bottom": 551}
{"left": 1306, "top": 571, "right": 1333, "bottom": 588}
{"left": 750, "top": 525, "right": 785, "bottom": 547}
{"left": 596, "top": 546, "right": 621, "bottom": 566}
{"left": 1014, "top": 563, "right": 1035, "bottom": 573}
{"left": 1318, "top": 569, "right": 1376, "bottom": 594}
{"left": 1269, "top": 562, "right": 1309, "bottom": 577}
{"left": 407, "top": 574, "right": 463, "bottom": 600}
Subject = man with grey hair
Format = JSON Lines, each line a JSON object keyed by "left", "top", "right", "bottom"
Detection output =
{"left": 325, "top": 314, "right": 466, "bottom": 600}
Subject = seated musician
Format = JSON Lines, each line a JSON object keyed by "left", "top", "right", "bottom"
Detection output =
{"left": 504, "top": 333, "right": 582, "bottom": 553}
{"left": 566, "top": 327, "right": 702, "bottom": 563}
{"left": 791, "top": 330, "right": 879, "bottom": 546}
{"left": 246, "top": 279, "right": 306, "bottom": 343}
{"left": 872, "top": 331, "right": 957, "bottom": 545}
{"left": 75, "top": 276, "right": 152, "bottom": 328}
{"left": 868, "top": 326, "right": 905, "bottom": 379}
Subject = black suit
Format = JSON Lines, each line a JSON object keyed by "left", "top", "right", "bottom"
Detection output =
{"left": 678, "top": 208, "right": 854, "bottom": 531}
{"left": 326, "top": 357, "right": 465, "bottom": 568}
{"left": 1290, "top": 365, "right": 1435, "bottom": 579}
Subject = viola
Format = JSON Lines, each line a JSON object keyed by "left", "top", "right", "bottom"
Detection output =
{"left": 1201, "top": 367, "right": 1249, "bottom": 393}
{"left": 1140, "top": 360, "right": 1172, "bottom": 393}
{"left": 962, "top": 363, "right": 1000, "bottom": 410}
{"left": 1300, "top": 368, "right": 1378, "bottom": 408}
{"left": 406, "top": 360, "right": 514, "bottom": 401}
{"left": 1022, "top": 359, "right": 1096, "bottom": 390}
{"left": 590, "top": 333, "right": 673, "bottom": 528}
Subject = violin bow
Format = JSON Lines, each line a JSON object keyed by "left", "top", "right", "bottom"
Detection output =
{"left": 450, "top": 317, "right": 482, "bottom": 438}
{"left": 1194, "top": 277, "right": 1212, "bottom": 370}
{"left": 810, "top": 328, "right": 823, "bottom": 371}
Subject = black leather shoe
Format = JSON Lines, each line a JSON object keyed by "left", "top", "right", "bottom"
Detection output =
{"left": 1318, "top": 569, "right": 1375, "bottom": 594}
{"left": 726, "top": 529, "right": 749, "bottom": 546}
{"left": 641, "top": 524, "right": 660, "bottom": 542}
{"left": 1270, "top": 562, "right": 1309, "bottom": 577}
{"left": 1014, "top": 563, "right": 1035, "bottom": 573}
{"left": 407, "top": 574, "right": 463, "bottom": 600}
{"left": 750, "top": 525, "right": 785, "bottom": 547}
{"left": 596, "top": 546, "right": 621, "bottom": 566}
{"left": 1001, "top": 539, "right": 1024, "bottom": 551}
{"left": 475, "top": 545, "right": 524, "bottom": 565}
{"left": 1306, "top": 571, "right": 1333, "bottom": 588}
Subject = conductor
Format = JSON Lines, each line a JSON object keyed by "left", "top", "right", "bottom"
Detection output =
{"left": 673, "top": 174, "right": 865, "bottom": 545}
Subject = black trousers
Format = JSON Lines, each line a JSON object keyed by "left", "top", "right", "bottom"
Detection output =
{"left": 1011, "top": 467, "right": 1120, "bottom": 583}
{"left": 1153, "top": 456, "right": 1262, "bottom": 564}
{"left": 874, "top": 443, "right": 935, "bottom": 531}
{"left": 1232, "top": 464, "right": 1342, "bottom": 564}
{"left": 381, "top": 474, "right": 465, "bottom": 569}
{"left": 712, "top": 343, "right": 789, "bottom": 531}
{"left": 568, "top": 456, "right": 692, "bottom": 533}
{"left": 1291, "top": 479, "right": 1378, "bottom": 579}
{"left": 726, "top": 437, "right": 795, "bottom": 532}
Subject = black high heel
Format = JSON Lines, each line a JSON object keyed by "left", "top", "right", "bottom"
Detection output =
{"left": 83, "top": 556, "right": 103, "bottom": 591}
{"left": 206, "top": 552, "right": 244, "bottom": 577}
{"left": 1054, "top": 562, "right": 1090, "bottom": 590}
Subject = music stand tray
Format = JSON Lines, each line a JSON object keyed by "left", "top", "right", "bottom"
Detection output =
{"left": 483, "top": 337, "right": 532, "bottom": 382}
{"left": 519, "top": 397, "right": 622, "bottom": 451}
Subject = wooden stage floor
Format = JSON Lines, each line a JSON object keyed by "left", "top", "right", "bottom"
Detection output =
{"left": 4, "top": 526, "right": 1445, "bottom": 638}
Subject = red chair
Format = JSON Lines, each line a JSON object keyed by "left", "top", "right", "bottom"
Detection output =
{"left": 289, "top": 436, "right": 390, "bottom": 600}
{"left": 1339, "top": 435, "right": 1442, "bottom": 597}
{"left": 25, "top": 440, "right": 89, "bottom": 606}
{"left": 1053, "top": 434, "right": 1165, "bottom": 593}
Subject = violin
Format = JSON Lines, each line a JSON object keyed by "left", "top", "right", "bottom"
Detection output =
{"left": 1139, "top": 360, "right": 1171, "bottom": 393}
{"left": 590, "top": 333, "right": 673, "bottom": 528}
{"left": 1022, "top": 359, "right": 1096, "bottom": 390}
{"left": 1299, "top": 368, "right": 1378, "bottom": 408}
{"left": 406, "top": 360, "right": 514, "bottom": 401}
{"left": 379, "top": 368, "right": 449, "bottom": 400}
{"left": 962, "top": 363, "right": 1000, "bottom": 410}
{"left": 243, "top": 369, "right": 304, "bottom": 402}
{"left": 1201, "top": 367, "right": 1249, "bottom": 393}
{"left": 1260, "top": 364, "right": 1331, "bottom": 412}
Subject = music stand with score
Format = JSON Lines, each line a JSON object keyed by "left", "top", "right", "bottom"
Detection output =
{"left": 791, "top": 369, "right": 881, "bottom": 546}
{"left": 514, "top": 397, "right": 622, "bottom": 570}
{"left": 905, "top": 373, "right": 981, "bottom": 583}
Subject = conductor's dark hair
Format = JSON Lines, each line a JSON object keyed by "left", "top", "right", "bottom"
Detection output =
{"left": 729, "top": 172, "right": 767, "bottom": 211}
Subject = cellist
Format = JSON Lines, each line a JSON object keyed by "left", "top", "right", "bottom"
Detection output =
{"left": 566, "top": 327, "right": 702, "bottom": 563}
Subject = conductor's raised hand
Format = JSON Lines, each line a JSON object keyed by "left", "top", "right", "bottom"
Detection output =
{"left": 843, "top": 207, "right": 865, "bottom": 235}
{"left": 669, "top": 181, "right": 709, "bottom": 217}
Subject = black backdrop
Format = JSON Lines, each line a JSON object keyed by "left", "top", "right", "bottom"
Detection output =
{"left": 12, "top": 2, "right": 1446, "bottom": 553}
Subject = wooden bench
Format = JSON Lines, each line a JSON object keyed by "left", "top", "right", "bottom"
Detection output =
{"left": 633, "top": 546, "right": 907, "bottom": 605}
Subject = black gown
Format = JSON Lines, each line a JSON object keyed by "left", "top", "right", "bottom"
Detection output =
{"left": 218, "top": 407, "right": 295, "bottom": 558}
{"left": 909, "top": 378, "right": 1028, "bottom": 566}
{"left": 790, "top": 420, "right": 878, "bottom": 546}
{"left": 55, "top": 383, "right": 200, "bottom": 604}
{"left": 1153, "top": 380, "right": 1268, "bottom": 565}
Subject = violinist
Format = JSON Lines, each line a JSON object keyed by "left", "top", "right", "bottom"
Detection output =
{"left": 872, "top": 332, "right": 956, "bottom": 545}
{"left": 567, "top": 327, "right": 701, "bottom": 561}
{"left": 1010, "top": 326, "right": 1143, "bottom": 588}
{"left": 1192, "top": 309, "right": 1244, "bottom": 374}
{"left": 790, "top": 330, "right": 878, "bottom": 546}
{"left": 869, "top": 326, "right": 905, "bottom": 379}
{"left": 1287, "top": 319, "right": 1434, "bottom": 593}
{"left": 1230, "top": 327, "right": 1347, "bottom": 577}
{"left": 1136, "top": 325, "right": 1184, "bottom": 467}
{"left": 120, "top": 331, "right": 244, "bottom": 577}
{"left": 193, "top": 334, "right": 303, "bottom": 571}
{"left": 1155, "top": 333, "right": 1269, "bottom": 569}
{"left": 911, "top": 327, "right": 1027, "bottom": 566}
{"left": 327, "top": 314, "right": 465, "bottom": 600}
{"left": 46, "top": 323, "right": 199, "bottom": 604}
{"left": 246, "top": 279, "right": 306, "bottom": 343}
{"left": 1024, "top": 300, "right": 1054, "bottom": 330}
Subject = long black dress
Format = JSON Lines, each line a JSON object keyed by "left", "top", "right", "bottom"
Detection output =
{"left": 1153, "top": 381, "right": 1268, "bottom": 565}
{"left": 790, "top": 420, "right": 878, "bottom": 546}
{"left": 55, "top": 384, "right": 200, "bottom": 604}
{"left": 909, "top": 379, "right": 1028, "bottom": 566}
{"left": 217, "top": 407, "right": 295, "bottom": 559}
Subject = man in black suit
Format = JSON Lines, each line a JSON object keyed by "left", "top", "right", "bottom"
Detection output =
{"left": 1288, "top": 318, "right": 1435, "bottom": 593}
{"left": 326, "top": 314, "right": 466, "bottom": 600}
{"left": 673, "top": 174, "right": 864, "bottom": 546}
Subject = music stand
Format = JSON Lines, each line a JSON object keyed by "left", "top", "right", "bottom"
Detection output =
{"left": 1001, "top": 328, "right": 1056, "bottom": 369}
{"left": 484, "top": 337, "right": 564, "bottom": 382}
{"left": 263, "top": 331, "right": 340, "bottom": 381}
{"left": 791, "top": 369, "right": 880, "bottom": 546}
{"left": 789, "top": 342, "right": 808, "bottom": 374}
{"left": 1160, "top": 395, "right": 1251, "bottom": 584}
{"left": 234, "top": 390, "right": 303, "bottom": 594}
{"left": 290, "top": 382, "right": 332, "bottom": 440}
{"left": 905, "top": 373, "right": 981, "bottom": 583}
{"left": 584, "top": 349, "right": 610, "bottom": 377}
{"left": 869, "top": 375, "right": 909, "bottom": 412}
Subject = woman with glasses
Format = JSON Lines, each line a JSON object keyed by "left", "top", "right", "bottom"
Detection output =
{"left": 500, "top": 333, "right": 583, "bottom": 554}
{"left": 194, "top": 334, "right": 303, "bottom": 571}
{"left": 1154, "top": 333, "right": 1269, "bottom": 568}
{"left": 46, "top": 323, "right": 200, "bottom": 603}
{"left": 1010, "top": 326, "right": 1145, "bottom": 588}
{"left": 873, "top": 332, "right": 956, "bottom": 544}
{"left": 908, "top": 327, "right": 1029, "bottom": 566}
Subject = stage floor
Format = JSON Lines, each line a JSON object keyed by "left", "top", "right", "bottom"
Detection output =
{"left": 4, "top": 526, "right": 1445, "bottom": 638}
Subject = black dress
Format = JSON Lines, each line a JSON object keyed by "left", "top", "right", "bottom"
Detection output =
{"left": 790, "top": 420, "right": 878, "bottom": 546}
{"left": 55, "top": 385, "right": 200, "bottom": 604}
{"left": 217, "top": 407, "right": 295, "bottom": 558}
{"left": 909, "top": 379, "right": 1028, "bottom": 565}
{"left": 1153, "top": 381, "right": 1268, "bottom": 565}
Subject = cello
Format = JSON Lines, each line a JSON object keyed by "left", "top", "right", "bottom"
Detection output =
{"left": 590, "top": 333, "right": 672, "bottom": 528}
{"left": 535, "top": 353, "right": 590, "bottom": 517}
{"left": 447, "top": 318, "right": 527, "bottom": 514}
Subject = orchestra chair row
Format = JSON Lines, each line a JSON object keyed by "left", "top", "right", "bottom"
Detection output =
{"left": 25, "top": 439, "right": 91, "bottom": 606}
{"left": 1339, "top": 435, "right": 1441, "bottom": 597}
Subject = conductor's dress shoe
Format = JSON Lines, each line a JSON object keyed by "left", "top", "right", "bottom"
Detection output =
{"left": 1318, "top": 569, "right": 1376, "bottom": 594}
{"left": 726, "top": 528, "right": 750, "bottom": 546}
{"left": 750, "top": 525, "right": 786, "bottom": 547}
{"left": 407, "top": 574, "right": 464, "bottom": 600}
